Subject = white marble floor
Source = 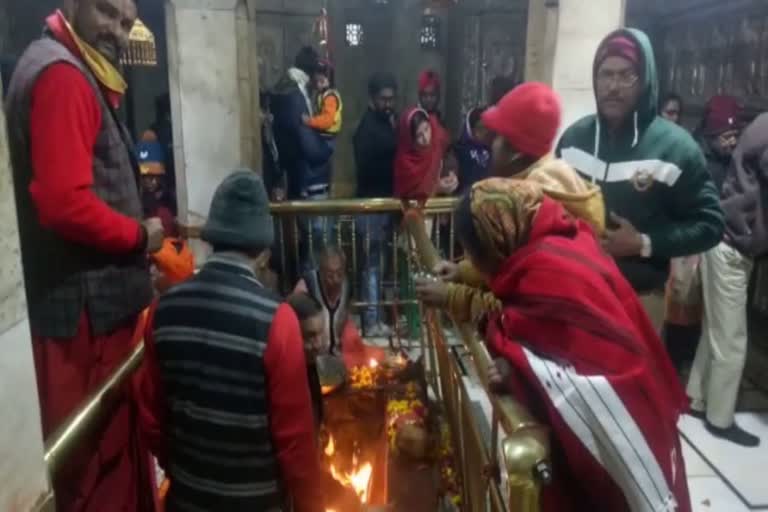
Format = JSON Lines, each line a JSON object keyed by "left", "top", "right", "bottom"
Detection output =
{"left": 682, "top": 378, "right": 768, "bottom": 511}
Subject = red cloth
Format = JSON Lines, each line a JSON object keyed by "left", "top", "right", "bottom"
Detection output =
{"left": 482, "top": 82, "right": 561, "bottom": 159}
{"left": 485, "top": 198, "right": 690, "bottom": 512}
{"left": 339, "top": 319, "right": 386, "bottom": 369}
{"left": 418, "top": 69, "right": 441, "bottom": 92}
{"left": 703, "top": 95, "right": 742, "bottom": 135}
{"left": 33, "top": 313, "right": 153, "bottom": 512}
{"left": 138, "top": 302, "right": 325, "bottom": 512}
{"left": 28, "top": 12, "right": 142, "bottom": 254}
{"left": 393, "top": 107, "right": 445, "bottom": 201}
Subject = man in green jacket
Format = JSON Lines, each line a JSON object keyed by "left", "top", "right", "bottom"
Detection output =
{"left": 558, "top": 28, "right": 724, "bottom": 329}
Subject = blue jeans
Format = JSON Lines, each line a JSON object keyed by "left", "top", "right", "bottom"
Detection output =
{"left": 357, "top": 214, "right": 390, "bottom": 329}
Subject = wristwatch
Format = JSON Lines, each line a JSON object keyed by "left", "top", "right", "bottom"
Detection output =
{"left": 639, "top": 234, "right": 652, "bottom": 258}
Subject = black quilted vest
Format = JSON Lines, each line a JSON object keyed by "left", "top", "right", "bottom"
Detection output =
{"left": 5, "top": 36, "right": 152, "bottom": 338}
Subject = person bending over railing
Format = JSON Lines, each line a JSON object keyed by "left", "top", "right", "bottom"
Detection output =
{"left": 454, "top": 178, "right": 691, "bottom": 512}
{"left": 416, "top": 83, "right": 605, "bottom": 323}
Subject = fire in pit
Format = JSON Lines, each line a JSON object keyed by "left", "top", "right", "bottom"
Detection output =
{"left": 326, "top": 434, "right": 374, "bottom": 505}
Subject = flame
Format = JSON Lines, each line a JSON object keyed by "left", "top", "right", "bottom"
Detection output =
{"left": 324, "top": 434, "right": 374, "bottom": 509}
{"left": 369, "top": 358, "right": 379, "bottom": 368}
{"left": 329, "top": 461, "right": 374, "bottom": 503}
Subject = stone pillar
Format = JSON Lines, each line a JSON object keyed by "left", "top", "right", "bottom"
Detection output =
{"left": 525, "top": 0, "right": 626, "bottom": 133}
{"left": 165, "top": 0, "right": 262, "bottom": 262}
{"left": 0, "top": 77, "right": 51, "bottom": 511}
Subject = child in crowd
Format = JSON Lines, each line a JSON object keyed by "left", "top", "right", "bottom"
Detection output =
{"left": 137, "top": 130, "right": 194, "bottom": 292}
{"left": 303, "top": 59, "right": 343, "bottom": 141}
{"left": 138, "top": 130, "right": 175, "bottom": 234}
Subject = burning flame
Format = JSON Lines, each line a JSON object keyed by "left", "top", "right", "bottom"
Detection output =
{"left": 330, "top": 461, "right": 373, "bottom": 503}
{"left": 369, "top": 358, "right": 379, "bottom": 368}
{"left": 324, "top": 435, "right": 335, "bottom": 457}
{"left": 324, "top": 435, "right": 374, "bottom": 508}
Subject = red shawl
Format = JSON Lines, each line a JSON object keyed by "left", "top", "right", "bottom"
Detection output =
{"left": 485, "top": 197, "right": 690, "bottom": 512}
{"left": 393, "top": 107, "right": 445, "bottom": 201}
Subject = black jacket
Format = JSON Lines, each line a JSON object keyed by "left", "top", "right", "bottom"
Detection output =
{"left": 699, "top": 136, "right": 731, "bottom": 194}
{"left": 270, "top": 73, "right": 332, "bottom": 198}
{"left": 353, "top": 108, "right": 397, "bottom": 198}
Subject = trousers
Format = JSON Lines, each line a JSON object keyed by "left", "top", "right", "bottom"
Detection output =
{"left": 687, "top": 241, "right": 753, "bottom": 428}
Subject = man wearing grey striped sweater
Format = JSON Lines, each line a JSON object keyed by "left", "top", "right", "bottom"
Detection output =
{"left": 139, "top": 171, "right": 326, "bottom": 511}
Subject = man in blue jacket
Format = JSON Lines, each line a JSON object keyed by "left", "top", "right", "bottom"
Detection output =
{"left": 271, "top": 47, "right": 333, "bottom": 269}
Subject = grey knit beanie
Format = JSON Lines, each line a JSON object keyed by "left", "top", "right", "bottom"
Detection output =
{"left": 201, "top": 170, "right": 274, "bottom": 251}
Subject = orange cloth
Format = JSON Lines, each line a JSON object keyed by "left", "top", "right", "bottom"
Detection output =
{"left": 307, "top": 93, "right": 339, "bottom": 132}
{"left": 151, "top": 238, "right": 195, "bottom": 287}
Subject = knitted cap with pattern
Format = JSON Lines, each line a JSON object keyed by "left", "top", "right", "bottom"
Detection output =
{"left": 202, "top": 170, "right": 274, "bottom": 251}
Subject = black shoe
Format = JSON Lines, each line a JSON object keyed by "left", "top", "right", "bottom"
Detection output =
{"left": 688, "top": 409, "right": 706, "bottom": 421}
{"left": 706, "top": 422, "right": 761, "bottom": 447}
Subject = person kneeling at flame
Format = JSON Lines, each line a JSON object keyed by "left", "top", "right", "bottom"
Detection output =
{"left": 294, "top": 246, "right": 386, "bottom": 369}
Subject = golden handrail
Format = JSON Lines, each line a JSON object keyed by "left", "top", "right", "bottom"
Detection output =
{"left": 403, "top": 208, "right": 551, "bottom": 511}
{"left": 269, "top": 197, "right": 459, "bottom": 215}
{"left": 44, "top": 342, "right": 145, "bottom": 478}
{"left": 178, "top": 197, "right": 460, "bottom": 240}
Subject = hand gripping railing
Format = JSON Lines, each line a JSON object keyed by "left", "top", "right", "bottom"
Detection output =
{"left": 402, "top": 207, "right": 552, "bottom": 512}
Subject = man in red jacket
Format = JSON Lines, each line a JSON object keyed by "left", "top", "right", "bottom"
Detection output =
{"left": 4, "top": 1, "right": 164, "bottom": 510}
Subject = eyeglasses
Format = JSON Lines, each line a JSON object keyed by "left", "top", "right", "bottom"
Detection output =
{"left": 596, "top": 70, "right": 639, "bottom": 89}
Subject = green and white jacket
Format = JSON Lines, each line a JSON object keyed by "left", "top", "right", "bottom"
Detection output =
{"left": 557, "top": 28, "right": 724, "bottom": 293}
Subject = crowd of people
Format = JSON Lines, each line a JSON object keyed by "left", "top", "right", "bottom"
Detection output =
{"left": 4, "top": 0, "right": 768, "bottom": 511}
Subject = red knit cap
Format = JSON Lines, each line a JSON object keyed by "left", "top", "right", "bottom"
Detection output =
{"left": 481, "top": 82, "right": 562, "bottom": 159}
{"left": 703, "top": 95, "right": 742, "bottom": 135}
{"left": 418, "top": 69, "right": 441, "bottom": 92}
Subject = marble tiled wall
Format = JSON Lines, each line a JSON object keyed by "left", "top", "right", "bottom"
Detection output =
{"left": 166, "top": 0, "right": 261, "bottom": 265}
{"left": 0, "top": 78, "right": 50, "bottom": 511}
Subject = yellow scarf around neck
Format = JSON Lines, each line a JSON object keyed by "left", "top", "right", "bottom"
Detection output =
{"left": 61, "top": 13, "right": 127, "bottom": 95}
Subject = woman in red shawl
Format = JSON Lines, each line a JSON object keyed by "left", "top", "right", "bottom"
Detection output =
{"left": 456, "top": 178, "right": 691, "bottom": 512}
{"left": 394, "top": 106, "right": 445, "bottom": 201}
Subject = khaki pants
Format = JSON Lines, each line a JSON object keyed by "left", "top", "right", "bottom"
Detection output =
{"left": 687, "top": 242, "right": 753, "bottom": 428}
{"left": 639, "top": 290, "right": 665, "bottom": 333}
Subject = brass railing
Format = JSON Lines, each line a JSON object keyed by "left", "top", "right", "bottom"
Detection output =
{"left": 39, "top": 341, "right": 145, "bottom": 511}
{"left": 44, "top": 342, "right": 145, "bottom": 477}
{"left": 403, "top": 209, "right": 552, "bottom": 512}
{"left": 269, "top": 197, "right": 460, "bottom": 355}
